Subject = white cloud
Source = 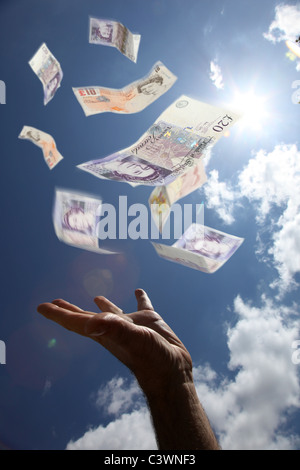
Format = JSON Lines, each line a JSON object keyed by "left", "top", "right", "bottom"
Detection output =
{"left": 65, "top": 295, "right": 300, "bottom": 450}
{"left": 66, "top": 376, "right": 157, "bottom": 450}
{"left": 269, "top": 206, "right": 300, "bottom": 292}
{"left": 209, "top": 61, "right": 224, "bottom": 89}
{"left": 203, "top": 169, "right": 237, "bottom": 225}
{"left": 263, "top": 4, "right": 300, "bottom": 71}
{"left": 263, "top": 4, "right": 300, "bottom": 43}
{"left": 66, "top": 408, "right": 156, "bottom": 450}
{"left": 206, "top": 143, "right": 300, "bottom": 295}
{"left": 238, "top": 143, "right": 300, "bottom": 294}
{"left": 93, "top": 376, "right": 142, "bottom": 416}
{"left": 194, "top": 295, "right": 300, "bottom": 450}
{"left": 238, "top": 144, "right": 300, "bottom": 220}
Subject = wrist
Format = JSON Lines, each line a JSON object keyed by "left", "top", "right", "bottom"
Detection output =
{"left": 141, "top": 376, "right": 220, "bottom": 450}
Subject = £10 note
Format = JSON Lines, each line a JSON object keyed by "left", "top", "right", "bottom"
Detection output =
{"left": 18, "top": 125, "right": 63, "bottom": 170}
{"left": 72, "top": 61, "right": 177, "bottom": 116}
{"left": 29, "top": 43, "right": 63, "bottom": 105}
{"left": 89, "top": 17, "right": 141, "bottom": 63}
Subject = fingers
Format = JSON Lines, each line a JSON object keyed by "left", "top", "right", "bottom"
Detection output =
{"left": 52, "top": 299, "right": 85, "bottom": 313}
{"left": 37, "top": 302, "right": 93, "bottom": 336}
{"left": 94, "top": 296, "right": 123, "bottom": 314}
{"left": 135, "top": 289, "right": 154, "bottom": 311}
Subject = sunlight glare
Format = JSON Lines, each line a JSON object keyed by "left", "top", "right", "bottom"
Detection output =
{"left": 231, "top": 90, "right": 269, "bottom": 132}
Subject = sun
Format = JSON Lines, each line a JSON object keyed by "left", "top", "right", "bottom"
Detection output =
{"left": 230, "top": 89, "right": 270, "bottom": 132}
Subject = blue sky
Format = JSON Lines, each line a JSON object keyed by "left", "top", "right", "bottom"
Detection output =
{"left": 0, "top": 0, "right": 300, "bottom": 450}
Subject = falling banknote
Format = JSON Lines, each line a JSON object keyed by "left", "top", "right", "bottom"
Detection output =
{"left": 18, "top": 125, "right": 63, "bottom": 170}
{"left": 72, "top": 61, "right": 177, "bottom": 116}
{"left": 152, "top": 224, "right": 244, "bottom": 273}
{"left": 77, "top": 95, "right": 240, "bottom": 187}
{"left": 149, "top": 159, "right": 207, "bottom": 232}
{"left": 29, "top": 43, "right": 63, "bottom": 105}
{"left": 89, "top": 17, "right": 141, "bottom": 63}
{"left": 53, "top": 189, "right": 117, "bottom": 254}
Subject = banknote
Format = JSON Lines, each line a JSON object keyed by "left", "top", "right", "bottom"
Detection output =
{"left": 77, "top": 95, "right": 240, "bottom": 186}
{"left": 29, "top": 43, "right": 63, "bottom": 105}
{"left": 53, "top": 189, "right": 116, "bottom": 254}
{"left": 89, "top": 17, "right": 141, "bottom": 63}
{"left": 18, "top": 125, "right": 63, "bottom": 170}
{"left": 152, "top": 224, "right": 244, "bottom": 273}
{"left": 149, "top": 159, "right": 207, "bottom": 232}
{"left": 72, "top": 62, "right": 177, "bottom": 116}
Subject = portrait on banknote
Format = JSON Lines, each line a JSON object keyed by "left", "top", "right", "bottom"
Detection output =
{"left": 45, "top": 70, "right": 63, "bottom": 104}
{"left": 89, "top": 19, "right": 114, "bottom": 44}
{"left": 78, "top": 154, "right": 173, "bottom": 186}
{"left": 62, "top": 206, "right": 95, "bottom": 235}
{"left": 29, "top": 43, "right": 63, "bottom": 105}
{"left": 53, "top": 189, "right": 102, "bottom": 250}
{"left": 89, "top": 17, "right": 140, "bottom": 62}
{"left": 174, "top": 225, "right": 243, "bottom": 261}
{"left": 136, "top": 74, "right": 165, "bottom": 96}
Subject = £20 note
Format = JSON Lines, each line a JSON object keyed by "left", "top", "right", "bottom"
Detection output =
{"left": 152, "top": 224, "right": 244, "bottom": 273}
{"left": 29, "top": 43, "right": 63, "bottom": 105}
{"left": 89, "top": 17, "right": 141, "bottom": 63}
{"left": 53, "top": 189, "right": 117, "bottom": 254}
{"left": 77, "top": 96, "right": 240, "bottom": 187}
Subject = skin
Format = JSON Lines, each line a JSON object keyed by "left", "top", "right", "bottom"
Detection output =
{"left": 37, "top": 288, "right": 220, "bottom": 450}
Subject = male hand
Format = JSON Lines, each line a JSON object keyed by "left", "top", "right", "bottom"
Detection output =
{"left": 37, "top": 288, "right": 193, "bottom": 395}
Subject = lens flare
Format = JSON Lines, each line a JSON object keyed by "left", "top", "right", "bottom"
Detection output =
{"left": 47, "top": 338, "right": 57, "bottom": 348}
{"left": 286, "top": 40, "right": 300, "bottom": 59}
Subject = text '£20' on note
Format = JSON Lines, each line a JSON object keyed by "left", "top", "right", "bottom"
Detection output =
{"left": 77, "top": 96, "right": 240, "bottom": 187}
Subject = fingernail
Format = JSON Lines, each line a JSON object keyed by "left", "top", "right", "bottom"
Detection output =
{"left": 135, "top": 288, "right": 144, "bottom": 296}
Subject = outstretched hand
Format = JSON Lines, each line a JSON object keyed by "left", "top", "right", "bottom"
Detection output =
{"left": 37, "top": 288, "right": 193, "bottom": 395}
